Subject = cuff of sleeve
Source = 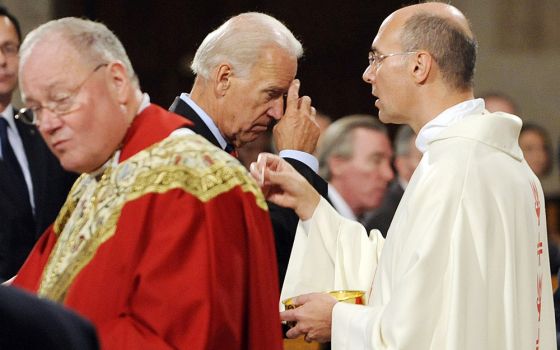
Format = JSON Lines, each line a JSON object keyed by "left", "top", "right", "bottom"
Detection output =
{"left": 279, "top": 150, "right": 319, "bottom": 173}
{"left": 332, "top": 302, "right": 375, "bottom": 350}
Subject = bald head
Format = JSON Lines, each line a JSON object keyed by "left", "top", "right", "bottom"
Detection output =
{"left": 397, "top": 3, "right": 473, "bottom": 36}
{"left": 393, "top": 3, "right": 477, "bottom": 91}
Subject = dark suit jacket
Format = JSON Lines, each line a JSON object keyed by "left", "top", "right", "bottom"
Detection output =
{"left": 0, "top": 286, "right": 98, "bottom": 350}
{"left": 363, "top": 179, "right": 405, "bottom": 237}
{"left": 0, "top": 115, "right": 76, "bottom": 280}
{"left": 170, "top": 97, "right": 328, "bottom": 286}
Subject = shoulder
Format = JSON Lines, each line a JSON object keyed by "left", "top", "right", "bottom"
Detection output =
{"left": 123, "top": 134, "right": 267, "bottom": 207}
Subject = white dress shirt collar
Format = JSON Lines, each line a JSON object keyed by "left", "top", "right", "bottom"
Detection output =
{"left": 179, "top": 93, "right": 228, "bottom": 150}
{"left": 328, "top": 184, "right": 357, "bottom": 221}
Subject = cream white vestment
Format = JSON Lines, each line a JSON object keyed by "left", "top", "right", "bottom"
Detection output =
{"left": 282, "top": 111, "right": 556, "bottom": 350}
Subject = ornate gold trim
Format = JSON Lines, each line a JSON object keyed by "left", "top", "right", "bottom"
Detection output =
{"left": 40, "top": 134, "right": 266, "bottom": 302}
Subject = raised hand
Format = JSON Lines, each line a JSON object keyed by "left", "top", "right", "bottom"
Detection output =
{"left": 250, "top": 153, "right": 320, "bottom": 220}
{"left": 273, "top": 79, "right": 320, "bottom": 153}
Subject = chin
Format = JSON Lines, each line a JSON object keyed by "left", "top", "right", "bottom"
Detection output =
{"left": 377, "top": 112, "right": 393, "bottom": 125}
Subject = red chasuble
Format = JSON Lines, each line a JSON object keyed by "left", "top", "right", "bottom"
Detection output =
{"left": 14, "top": 105, "right": 283, "bottom": 350}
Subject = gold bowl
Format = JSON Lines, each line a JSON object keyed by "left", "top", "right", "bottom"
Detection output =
{"left": 283, "top": 290, "right": 366, "bottom": 310}
{"left": 282, "top": 290, "right": 365, "bottom": 328}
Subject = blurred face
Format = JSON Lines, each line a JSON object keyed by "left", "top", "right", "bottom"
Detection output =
{"left": 21, "top": 38, "right": 131, "bottom": 173}
{"left": 220, "top": 45, "right": 297, "bottom": 147}
{"left": 331, "top": 128, "right": 394, "bottom": 216}
{"left": 362, "top": 14, "right": 412, "bottom": 125}
{"left": 0, "top": 16, "right": 19, "bottom": 104}
{"left": 519, "top": 130, "right": 549, "bottom": 177}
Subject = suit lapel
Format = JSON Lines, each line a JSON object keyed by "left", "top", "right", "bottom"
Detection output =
{"left": 169, "top": 96, "right": 222, "bottom": 149}
{"left": 14, "top": 116, "right": 45, "bottom": 218}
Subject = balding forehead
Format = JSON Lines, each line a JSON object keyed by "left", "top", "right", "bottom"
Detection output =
{"left": 398, "top": 3, "right": 473, "bottom": 38}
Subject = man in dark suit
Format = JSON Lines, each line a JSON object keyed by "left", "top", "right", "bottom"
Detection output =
{"left": 169, "top": 12, "right": 327, "bottom": 287}
{"left": 0, "top": 6, "right": 76, "bottom": 281}
{"left": 0, "top": 285, "right": 99, "bottom": 349}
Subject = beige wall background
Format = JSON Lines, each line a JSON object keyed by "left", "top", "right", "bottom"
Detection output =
{"left": 453, "top": 0, "right": 560, "bottom": 194}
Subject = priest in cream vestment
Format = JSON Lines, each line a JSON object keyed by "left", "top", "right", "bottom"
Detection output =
{"left": 251, "top": 3, "right": 556, "bottom": 349}
{"left": 278, "top": 109, "right": 556, "bottom": 349}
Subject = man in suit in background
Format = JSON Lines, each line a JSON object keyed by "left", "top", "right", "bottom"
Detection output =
{"left": 169, "top": 12, "right": 328, "bottom": 286}
{"left": 316, "top": 114, "right": 393, "bottom": 223}
{"left": 0, "top": 6, "right": 76, "bottom": 281}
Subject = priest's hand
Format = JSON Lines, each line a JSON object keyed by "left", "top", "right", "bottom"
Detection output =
{"left": 281, "top": 292, "right": 337, "bottom": 343}
{"left": 250, "top": 153, "right": 320, "bottom": 220}
{"left": 273, "top": 79, "right": 320, "bottom": 154}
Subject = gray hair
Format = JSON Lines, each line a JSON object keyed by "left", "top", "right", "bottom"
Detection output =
{"left": 191, "top": 12, "right": 303, "bottom": 80}
{"left": 318, "top": 115, "right": 387, "bottom": 181}
{"left": 19, "top": 17, "right": 139, "bottom": 88}
{"left": 393, "top": 125, "right": 416, "bottom": 156}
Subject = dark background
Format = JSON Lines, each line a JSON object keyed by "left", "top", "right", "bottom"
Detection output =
{"left": 52, "top": 0, "right": 406, "bottom": 121}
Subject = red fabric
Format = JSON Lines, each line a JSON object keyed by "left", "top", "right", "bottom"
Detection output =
{"left": 14, "top": 105, "right": 282, "bottom": 349}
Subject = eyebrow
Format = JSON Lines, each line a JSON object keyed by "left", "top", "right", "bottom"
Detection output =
{"left": 263, "top": 87, "right": 287, "bottom": 95}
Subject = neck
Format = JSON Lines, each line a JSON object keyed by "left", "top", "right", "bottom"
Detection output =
{"left": 125, "top": 89, "right": 144, "bottom": 125}
{"left": 331, "top": 180, "right": 363, "bottom": 217}
{"left": 190, "top": 78, "right": 232, "bottom": 144}
{"left": 409, "top": 88, "right": 474, "bottom": 133}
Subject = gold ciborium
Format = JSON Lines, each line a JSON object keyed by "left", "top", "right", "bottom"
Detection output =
{"left": 282, "top": 290, "right": 365, "bottom": 350}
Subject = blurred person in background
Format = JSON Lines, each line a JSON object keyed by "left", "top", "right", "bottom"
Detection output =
{"left": 0, "top": 5, "right": 75, "bottom": 281}
{"left": 480, "top": 91, "right": 518, "bottom": 114}
{"left": 316, "top": 114, "right": 393, "bottom": 221}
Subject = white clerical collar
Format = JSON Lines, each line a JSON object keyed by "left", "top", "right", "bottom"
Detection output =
{"left": 328, "top": 184, "right": 357, "bottom": 221}
{"left": 179, "top": 93, "right": 228, "bottom": 150}
{"left": 415, "top": 98, "right": 485, "bottom": 153}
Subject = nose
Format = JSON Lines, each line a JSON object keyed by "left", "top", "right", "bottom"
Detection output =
{"left": 267, "top": 97, "right": 284, "bottom": 120}
{"left": 0, "top": 51, "right": 7, "bottom": 66}
{"left": 381, "top": 160, "right": 394, "bottom": 183}
{"left": 37, "top": 109, "right": 63, "bottom": 134}
{"left": 362, "top": 64, "right": 375, "bottom": 84}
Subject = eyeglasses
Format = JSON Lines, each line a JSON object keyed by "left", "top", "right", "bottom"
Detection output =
{"left": 368, "top": 51, "right": 418, "bottom": 69}
{"left": 0, "top": 43, "right": 19, "bottom": 58}
{"left": 15, "top": 63, "right": 108, "bottom": 126}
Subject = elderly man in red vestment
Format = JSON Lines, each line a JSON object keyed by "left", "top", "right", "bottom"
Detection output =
{"left": 11, "top": 17, "right": 282, "bottom": 349}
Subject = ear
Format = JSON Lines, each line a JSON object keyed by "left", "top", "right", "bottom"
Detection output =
{"left": 410, "top": 51, "right": 432, "bottom": 85}
{"left": 328, "top": 156, "right": 349, "bottom": 177}
{"left": 106, "top": 61, "right": 131, "bottom": 104}
{"left": 214, "top": 63, "right": 233, "bottom": 97}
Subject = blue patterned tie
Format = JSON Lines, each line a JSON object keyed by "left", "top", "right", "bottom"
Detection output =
{"left": 0, "top": 118, "right": 29, "bottom": 201}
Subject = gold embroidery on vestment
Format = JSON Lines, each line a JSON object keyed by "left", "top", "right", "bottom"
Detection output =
{"left": 40, "top": 134, "right": 266, "bottom": 302}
